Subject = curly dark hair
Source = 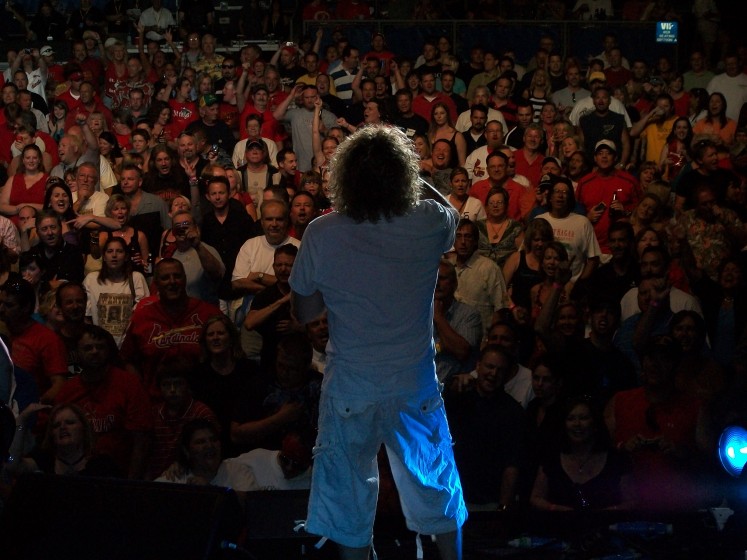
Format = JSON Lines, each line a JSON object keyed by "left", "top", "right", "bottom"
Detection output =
{"left": 329, "top": 125, "right": 420, "bottom": 223}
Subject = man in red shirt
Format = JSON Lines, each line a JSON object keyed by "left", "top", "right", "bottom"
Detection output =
{"left": 0, "top": 277, "right": 67, "bottom": 403}
{"left": 471, "top": 151, "right": 534, "bottom": 221}
{"left": 412, "top": 70, "right": 457, "bottom": 123}
{"left": 56, "top": 324, "right": 153, "bottom": 478}
{"left": 121, "top": 259, "right": 221, "bottom": 400}
{"left": 576, "top": 139, "right": 641, "bottom": 255}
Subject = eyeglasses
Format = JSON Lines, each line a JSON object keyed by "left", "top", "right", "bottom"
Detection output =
{"left": 222, "top": 64, "right": 234, "bottom": 69}
{"left": 571, "top": 92, "right": 576, "bottom": 103}
{"left": 488, "top": 200, "right": 506, "bottom": 207}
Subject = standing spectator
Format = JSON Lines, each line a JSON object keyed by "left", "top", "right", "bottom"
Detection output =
{"left": 120, "top": 258, "right": 221, "bottom": 399}
{"left": 84, "top": 236, "right": 149, "bottom": 347}
{"left": 576, "top": 140, "right": 641, "bottom": 255}
{"left": 707, "top": 54, "right": 747, "bottom": 123}
{"left": 0, "top": 276, "right": 67, "bottom": 403}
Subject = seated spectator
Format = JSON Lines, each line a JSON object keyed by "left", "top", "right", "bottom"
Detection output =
{"left": 237, "top": 429, "right": 315, "bottom": 491}
{"left": 55, "top": 325, "right": 153, "bottom": 478}
{"left": 147, "top": 356, "right": 218, "bottom": 480}
{"left": 6, "top": 402, "right": 122, "bottom": 478}
{"left": 531, "top": 395, "right": 636, "bottom": 512}
{"left": 156, "top": 418, "right": 255, "bottom": 502}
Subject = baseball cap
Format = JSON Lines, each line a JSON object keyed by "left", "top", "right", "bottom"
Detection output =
{"left": 245, "top": 140, "right": 264, "bottom": 151}
{"left": 40, "top": 45, "right": 54, "bottom": 56}
{"left": 595, "top": 139, "right": 617, "bottom": 154}
{"left": 199, "top": 94, "right": 218, "bottom": 108}
{"left": 542, "top": 156, "right": 562, "bottom": 168}
{"left": 104, "top": 37, "right": 119, "bottom": 49}
{"left": 252, "top": 84, "right": 268, "bottom": 95}
{"left": 589, "top": 71, "right": 607, "bottom": 83}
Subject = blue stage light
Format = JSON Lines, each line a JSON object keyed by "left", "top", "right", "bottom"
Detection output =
{"left": 719, "top": 426, "right": 747, "bottom": 478}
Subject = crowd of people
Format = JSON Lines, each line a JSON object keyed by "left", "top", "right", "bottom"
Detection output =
{"left": 0, "top": 0, "right": 746, "bottom": 543}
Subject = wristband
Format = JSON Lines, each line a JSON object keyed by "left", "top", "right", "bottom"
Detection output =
{"left": 552, "top": 282, "right": 563, "bottom": 290}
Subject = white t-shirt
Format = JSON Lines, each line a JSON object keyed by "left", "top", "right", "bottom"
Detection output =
{"left": 83, "top": 272, "right": 150, "bottom": 346}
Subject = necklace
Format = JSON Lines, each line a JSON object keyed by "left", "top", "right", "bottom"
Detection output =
{"left": 488, "top": 219, "right": 508, "bottom": 241}
{"left": 573, "top": 451, "right": 594, "bottom": 473}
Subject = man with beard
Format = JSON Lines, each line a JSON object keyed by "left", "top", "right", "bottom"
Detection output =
{"left": 288, "top": 191, "right": 316, "bottom": 239}
{"left": 142, "top": 145, "right": 191, "bottom": 206}
{"left": 462, "top": 104, "right": 488, "bottom": 155}
{"left": 578, "top": 87, "right": 630, "bottom": 166}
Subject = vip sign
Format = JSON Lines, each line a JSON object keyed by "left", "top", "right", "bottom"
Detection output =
{"left": 656, "top": 21, "right": 678, "bottom": 44}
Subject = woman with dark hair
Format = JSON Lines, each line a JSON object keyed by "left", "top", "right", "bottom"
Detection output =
{"left": 694, "top": 92, "right": 737, "bottom": 146}
{"left": 148, "top": 100, "right": 178, "bottom": 148}
{"left": 531, "top": 395, "right": 635, "bottom": 512}
{"left": 42, "top": 178, "right": 78, "bottom": 245}
{"left": 130, "top": 128, "right": 152, "bottom": 170}
{"left": 48, "top": 99, "right": 69, "bottom": 143}
{"left": 83, "top": 236, "right": 149, "bottom": 347}
{"left": 19, "top": 251, "right": 48, "bottom": 313}
{"left": 428, "top": 102, "right": 466, "bottom": 167}
{"left": 98, "top": 131, "right": 124, "bottom": 178}
{"left": 155, "top": 418, "right": 254, "bottom": 497}
{"left": 362, "top": 98, "right": 390, "bottom": 126}
{"left": 0, "top": 144, "right": 48, "bottom": 225}
{"left": 660, "top": 117, "right": 693, "bottom": 181}
{"left": 190, "top": 314, "right": 262, "bottom": 458}
{"left": 448, "top": 167, "right": 485, "bottom": 221}
{"left": 6, "top": 403, "right": 121, "bottom": 477}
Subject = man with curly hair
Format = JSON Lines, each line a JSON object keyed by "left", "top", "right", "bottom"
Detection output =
{"left": 290, "top": 125, "right": 466, "bottom": 559}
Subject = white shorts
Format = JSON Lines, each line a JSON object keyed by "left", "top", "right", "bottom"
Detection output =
{"left": 305, "top": 389, "right": 467, "bottom": 548}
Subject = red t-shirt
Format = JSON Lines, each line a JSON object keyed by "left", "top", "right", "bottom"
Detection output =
{"left": 168, "top": 99, "right": 199, "bottom": 136}
{"left": 11, "top": 322, "right": 68, "bottom": 395}
{"left": 55, "top": 366, "right": 154, "bottom": 473}
{"left": 120, "top": 297, "right": 222, "bottom": 400}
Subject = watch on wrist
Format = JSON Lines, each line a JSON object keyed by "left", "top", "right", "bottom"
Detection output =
{"left": 257, "top": 272, "right": 264, "bottom": 284}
